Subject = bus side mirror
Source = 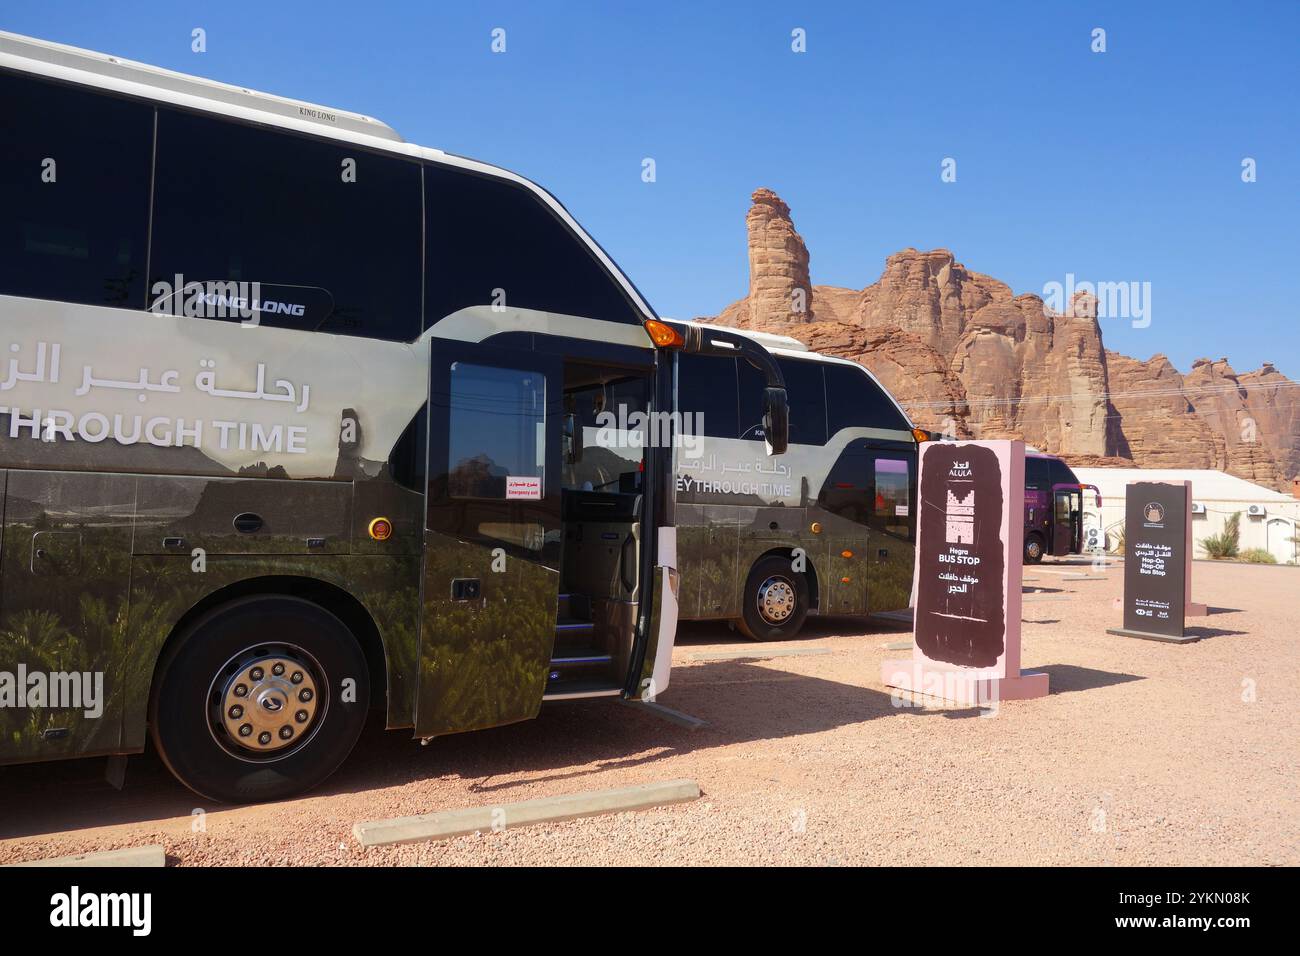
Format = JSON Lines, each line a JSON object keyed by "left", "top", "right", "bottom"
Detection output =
{"left": 564, "top": 412, "right": 583, "bottom": 464}
{"left": 763, "top": 387, "right": 789, "bottom": 456}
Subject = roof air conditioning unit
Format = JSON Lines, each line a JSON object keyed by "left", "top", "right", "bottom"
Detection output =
{"left": 1190, "top": 502, "right": 1206, "bottom": 514}
{"left": 1247, "top": 504, "right": 1266, "bottom": 517}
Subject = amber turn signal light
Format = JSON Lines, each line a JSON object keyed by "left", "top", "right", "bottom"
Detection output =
{"left": 368, "top": 517, "right": 393, "bottom": 541}
{"left": 912, "top": 428, "right": 929, "bottom": 443}
{"left": 841, "top": 550, "right": 854, "bottom": 559}
{"left": 643, "top": 319, "right": 685, "bottom": 348}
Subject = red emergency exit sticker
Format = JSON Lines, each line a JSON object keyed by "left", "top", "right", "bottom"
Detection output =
{"left": 506, "top": 476, "right": 542, "bottom": 500}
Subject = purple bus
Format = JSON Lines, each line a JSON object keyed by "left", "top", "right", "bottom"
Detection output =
{"left": 1024, "top": 452, "right": 1102, "bottom": 563}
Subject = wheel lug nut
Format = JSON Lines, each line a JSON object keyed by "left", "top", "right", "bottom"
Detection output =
{"left": 299, "top": 689, "right": 313, "bottom": 703}
{"left": 238, "top": 723, "right": 253, "bottom": 737}
{"left": 295, "top": 709, "right": 309, "bottom": 723}
{"left": 258, "top": 731, "right": 272, "bottom": 745}
{"left": 228, "top": 704, "right": 243, "bottom": 719}
{"left": 233, "top": 684, "right": 248, "bottom": 697}
{"left": 250, "top": 667, "right": 264, "bottom": 681}
{"left": 291, "top": 671, "right": 304, "bottom": 684}
{"left": 272, "top": 662, "right": 285, "bottom": 676}
{"left": 279, "top": 725, "right": 294, "bottom": 740}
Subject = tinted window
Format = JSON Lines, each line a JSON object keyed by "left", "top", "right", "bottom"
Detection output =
{"left": 818, "top": 439, "right": 873, "bottom": 524}
{"left": 775, "top": 357, "right": 827, "bottom": 446}
{"left": 151, "top": 109, "right": 421, "bottom": 340}
{"left": 677, "top": 354, "right": 739, "bottom": 439}
{"left": 446, "top": 363, "right": 546, "bottom": 499}
{"left": 0, "top": 72, "right": 152, "bottom": 308}
{"left": 874, "top": 456, "right": 912, "bottom": 538}
{"left": 1025, "top": 456, "right": 1051, "bottom": 490}
{"left": 1049, "top": 457, "right": 1078, "bottom": 488}
{"left": 824, "top": 362, "right": 910, "bottom": 434}
{"left": 424, "top": 163, "right": 642, "bottom": 327}
{"left": 817, "top": 444, "right": 914, "bottom": 539}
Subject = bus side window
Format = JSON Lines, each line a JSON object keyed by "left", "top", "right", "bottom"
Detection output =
{"left": 825, "top": 363, "right": 911, "bottom": 435}
{"left": 1026, "top": 456, "right": 1051, "bottom": 490}
{"left": 151, "top": 109, "right": 422, "bottom": 342}
{"left": 817, "top": 440, "right": 873, "bottom": 525}
{"left": 872, "top": 456, "right": 912, "bottom": 540}
{"left": 0, "top": 72, "right": 153, "bottom": 309}
{"left": 1049, "top": 457, "right": 1078, "bottom": 489}
{"left": 677, "top": 354, "right": 739, "bottom": 439}
{"left": 743, "top": 357, "right": 826, "bottom": 445}
{"left": 423, "top": 163, "right": 644, "bottom": 329}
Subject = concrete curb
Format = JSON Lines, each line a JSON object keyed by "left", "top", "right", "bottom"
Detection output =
{"left": 617, "top": 698, "right": 707, "bottom": 730}
{"left": 353, "top": 778, "right": 701, "bottom": 847}
{"left": 690, "top": 647, "right": 831, "bottom": 661}
{"left": 5, "top": 845, "right": 165, "bottom": 868}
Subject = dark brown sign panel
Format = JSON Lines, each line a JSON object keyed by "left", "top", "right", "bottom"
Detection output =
{"left": 914, "top": 442, "right": 1007, "bottom": 670}
{"left": 1121, "top": 481, "right": 1188, "bottom": 638}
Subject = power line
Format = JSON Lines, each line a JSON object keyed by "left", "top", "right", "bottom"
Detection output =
{"left": 899, "top": 377, "right": 1300, "bottom": 410}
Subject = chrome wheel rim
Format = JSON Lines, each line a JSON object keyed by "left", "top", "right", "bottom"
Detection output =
{"left": 207, "top": 644, "right": 327, "bottom": 762}
{"left": 1027, "top": 540, "right": 1042, "bottom": 560}
{"left": 756, "top": 576, "right": 797, "bottom": 625}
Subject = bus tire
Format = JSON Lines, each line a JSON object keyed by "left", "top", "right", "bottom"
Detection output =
{"left": 1024, "top": 533, "right": 1045, "bottom": 564}
{"left": 736, "top": 555, "right": 810, "bottom": 641}
{"left": 149, "top": 595, "right": 370, "bottom": 804}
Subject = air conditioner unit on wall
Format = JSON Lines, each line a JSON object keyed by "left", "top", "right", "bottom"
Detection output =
{"left": 1247, "top": 504, "right": 1266, "bottom": 517}
{"left": 1190, "top": 502, "right": 1206, "bottom": 514}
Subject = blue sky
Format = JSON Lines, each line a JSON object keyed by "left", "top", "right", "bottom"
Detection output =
{"left": 6, "top": 1, "right": 1297, "bottom": 375}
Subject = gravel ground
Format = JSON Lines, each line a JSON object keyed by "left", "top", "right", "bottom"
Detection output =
{"left": 2, "top": 557, "right": 1296, "bottom": 866}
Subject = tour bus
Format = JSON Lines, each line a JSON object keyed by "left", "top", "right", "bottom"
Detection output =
{"left": 674, "top": 327, "right": 923, "bottom": 640}
{"left": 1023, "top": 451, "right": 1102, "bottom": 563}
{"left": 0, "top": 32, "right": 790, "bottom": 803}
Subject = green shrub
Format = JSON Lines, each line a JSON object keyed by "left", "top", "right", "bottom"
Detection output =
{"left": 1201, "top": 511, "right": 1241, "bottom": 559}
{"left": 1239, "top": 548, "right": 1277, "bottom": 564}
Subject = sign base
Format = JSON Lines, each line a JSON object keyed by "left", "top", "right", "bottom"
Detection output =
{"left": 1105, "top": 627, "right": 1200, "bottom": 644}
{"left": 881, "top": 659, "right": 1049, "bottom": 705}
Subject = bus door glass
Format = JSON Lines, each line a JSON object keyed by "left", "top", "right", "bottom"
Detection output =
{"left": 1051, "top": 487, "right": 1081, "bottom": 556}
{"left": 415, "top": 340, "right": 564, "bottom": 737}
{"left": 867, "top": 453, "right": 916, "bottom": 612}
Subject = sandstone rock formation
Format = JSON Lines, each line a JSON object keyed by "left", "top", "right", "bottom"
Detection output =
{"left": 700, "top": 187, "right": 1298, "bottom": 490}
{"left": 741, "top": 188, "right": 815, "bottom": 330}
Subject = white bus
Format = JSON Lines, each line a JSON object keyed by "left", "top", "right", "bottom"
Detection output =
{"left": 674, "top": 326, "right": 921, "bottom": 639}
{"left": 0, "top": 31, "right": 788, "bottom": 802}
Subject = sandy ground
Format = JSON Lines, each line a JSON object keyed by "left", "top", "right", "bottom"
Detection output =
{"left": 1, "top": 557, "right": 1296, "bottom": 866}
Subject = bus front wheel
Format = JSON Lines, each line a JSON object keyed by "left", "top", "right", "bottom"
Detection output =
{"left": 736, "top": 556, "right": 810, "bottom": 641}
{"left": 149, "top": 595, "right": 370, "bottom": 804}
{"left": 1024, "top": 533, "right": 1045, "bottom": 564}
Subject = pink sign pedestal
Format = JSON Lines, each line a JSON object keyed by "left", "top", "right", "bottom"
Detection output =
{"left": 881, "top": 661, "right": 1049, "bottom": 706}
{"left": 881, "top": 439, "right": 1049, "bottom": 706}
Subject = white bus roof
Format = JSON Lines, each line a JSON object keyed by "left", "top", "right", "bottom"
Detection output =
{"left": 701, "top": 323, "right": 810, "bottom": 353}
{"left": 0, "top": 30, "right": 403, "bottom": 144}
{"left": 0, "top": 30, "right": 659, "bottom": 324}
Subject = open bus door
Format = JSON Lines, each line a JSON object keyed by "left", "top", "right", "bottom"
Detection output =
{"left": 415, "top": 340, "right": 565, "bottom": 737}
{"left": 1050, "top": 484, "right": 1082, "bottom": 556}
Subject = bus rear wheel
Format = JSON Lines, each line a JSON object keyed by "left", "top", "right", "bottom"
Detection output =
{"left": 149, "top": 595, "right": 370, "bottom": 804}
{"left": 736, "top": 556, "right": 810, "bottom": 641}
{"left": 1024, "top": 533, "right": 1045, "bottom": 564}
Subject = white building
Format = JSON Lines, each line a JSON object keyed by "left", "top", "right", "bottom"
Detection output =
{"left": 1073, "top": 467, "right": 1300, "bottom": 565}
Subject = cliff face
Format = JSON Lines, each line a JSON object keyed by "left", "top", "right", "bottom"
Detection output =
{"left": 701, "top": 188, "right": 1296, "bottom": 490}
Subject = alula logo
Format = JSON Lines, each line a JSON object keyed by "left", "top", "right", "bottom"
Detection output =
{"left": 948, "top": 459, "right": 972, "bottom": 478}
